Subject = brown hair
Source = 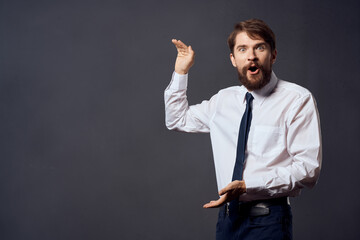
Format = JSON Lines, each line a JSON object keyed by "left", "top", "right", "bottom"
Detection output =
{"left": 227, "top": 19, "right": 276, "bottom": 54}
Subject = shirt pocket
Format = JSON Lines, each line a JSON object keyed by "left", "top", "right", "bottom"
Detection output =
{"left": 251, "top": 126, "right": 285, "bottom": 158}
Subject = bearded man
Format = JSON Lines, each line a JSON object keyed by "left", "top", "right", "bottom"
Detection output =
{"left": 164, "top": 19, "right": 322, "bottom": 240}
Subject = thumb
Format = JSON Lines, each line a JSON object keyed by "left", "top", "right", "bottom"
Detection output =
{"left": 188, "top": 45, "right": 194, "bottom": 53}
{"left": 219, "top": 187, "right": 229, "bottom": 196}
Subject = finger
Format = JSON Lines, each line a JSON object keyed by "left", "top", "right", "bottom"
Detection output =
{"left": 177, "top": 40, "right": 188, "bottom": 48}
{"left": 203, "top": 199, "right": 225, "bottom": 208}
{"left": 219, "top": 180, "right": 242, "bottom": 195}
{"left": 171, "top": 39, "right": 183, "bottom": 47}
{"left": 203, "top": 199, "right": 218, "bottom": 208}
{"left": 203, "top": 200, "right": 219, "bottom": 208}
{"left": 203, "top": 195, "right": 227, "bottom": 208}
{"left": 171, "top": 39, "right": 182, "bottom": 49}
{"left": 172, "top": 39, "right": 188, "bottom": 51}
{"left": 219, "top": 185, "right": 232, "bottom": 196}
{"left": 171, "top": 39, "right": 182, "bottom": 46}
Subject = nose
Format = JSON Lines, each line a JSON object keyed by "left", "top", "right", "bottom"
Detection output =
{"left": 247, "top": 49, "right": 258, "bottom": 61}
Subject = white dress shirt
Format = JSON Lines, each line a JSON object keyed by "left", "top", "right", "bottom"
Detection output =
{"left": 164, "top": 71, "right": 322, "bottom": 201}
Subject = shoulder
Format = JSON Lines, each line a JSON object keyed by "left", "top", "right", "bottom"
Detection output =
{"left": 276, "top": 79, "right": 312, "bottom": 98}
{"left": 274, "top": 79, "right": 315, "bottom": 109}
{"left": 274, "top": 79, "right": 318, "bottom": 117}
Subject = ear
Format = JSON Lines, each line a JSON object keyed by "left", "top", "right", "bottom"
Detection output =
{"left": 271, "top": 49, "right": 277, "bottom": 65}
{"left": 230, "top": 53, "right": 237, "bottom": 67}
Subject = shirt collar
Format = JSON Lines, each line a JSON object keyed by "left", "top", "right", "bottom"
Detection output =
{"left": 242, "top": 71, "right": 278, "bottom": 106}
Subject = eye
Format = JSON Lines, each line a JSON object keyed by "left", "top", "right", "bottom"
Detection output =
{"left": 238, "top": 48, "right": 246, "bottom": 52}
{"left": 257, "top": 45, "right": 265, "bottom": 51}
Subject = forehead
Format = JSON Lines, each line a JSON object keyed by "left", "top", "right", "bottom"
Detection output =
{"left": 234, "top": 31, "right": 266, "bottom": 46}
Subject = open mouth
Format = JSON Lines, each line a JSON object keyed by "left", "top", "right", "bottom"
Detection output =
{"left": 248, "top": 65, "right": 260, "bottom": 74}
{"left": 248, "top": 66, "right": 258, "bottom": 72}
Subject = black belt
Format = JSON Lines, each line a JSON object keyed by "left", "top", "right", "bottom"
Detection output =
{"left": 225, "top": 197, "right": 289, "bottom": 217}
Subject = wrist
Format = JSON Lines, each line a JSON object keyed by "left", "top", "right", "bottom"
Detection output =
{"left": 174, "top": 69, "right": 188, "bottom": 75}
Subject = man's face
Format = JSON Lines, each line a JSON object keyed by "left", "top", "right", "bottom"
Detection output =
{"left": 230, "top": 31, "right": 277, "bottom": 91}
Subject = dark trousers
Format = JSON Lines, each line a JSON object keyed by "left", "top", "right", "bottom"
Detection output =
{"left": 216, "top": 200, "right": 292, "bottom": 240}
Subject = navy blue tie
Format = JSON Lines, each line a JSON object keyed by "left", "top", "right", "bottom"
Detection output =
{"left": 228, "top": 92, "right": 254, "bottom": 220}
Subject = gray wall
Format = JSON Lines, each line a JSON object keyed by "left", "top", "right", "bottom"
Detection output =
{"left": 1, "top": 0, "right": 359, "bottom": 239}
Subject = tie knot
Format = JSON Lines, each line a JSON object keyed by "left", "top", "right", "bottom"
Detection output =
{"left": 245, "top": 92, "right": 254, "bottom": 104}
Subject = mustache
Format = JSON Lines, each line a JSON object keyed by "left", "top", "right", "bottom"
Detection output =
{"left": 241, "top": 61, "right": 265, "bottom": 75}
{"left": 244, "top": 61, "right": 262, "bottom": 70}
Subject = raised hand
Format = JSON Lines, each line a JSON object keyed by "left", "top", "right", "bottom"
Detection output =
{"left": 172, "top": 39, "right": 195, "bottom": 75}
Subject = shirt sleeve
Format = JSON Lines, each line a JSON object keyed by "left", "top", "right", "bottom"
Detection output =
{"left": 164, "top": 72, "right": 218, "bottom": 133}
{"left": 245, "top": 93, "right": 322, "bottom": 198}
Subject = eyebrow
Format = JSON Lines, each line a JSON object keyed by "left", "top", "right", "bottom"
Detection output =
{"left": 236, "top": 42, "right": 267, "bottom": 49}
{"left": 236, "top": 45, "right": 247, "bottom": 49}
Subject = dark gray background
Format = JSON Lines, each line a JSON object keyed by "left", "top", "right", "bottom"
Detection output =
{"left": 1, "top": 0, "right": 359, "bottom": 239}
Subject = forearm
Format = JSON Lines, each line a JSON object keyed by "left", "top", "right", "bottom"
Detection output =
{"left": 164, "top": 72, "right": 211, "bottom": 133}
{"left": 245, "top": 153, "right": 321, "bottom": 198}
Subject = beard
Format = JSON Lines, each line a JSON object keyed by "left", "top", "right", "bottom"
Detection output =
{"left": 237, "top": 62, "right": 272, "bottom": 91}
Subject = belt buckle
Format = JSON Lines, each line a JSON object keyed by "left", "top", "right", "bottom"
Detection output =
{"left": 254, "top": 202, "right": 268, "bottom": 208}
{"left": 249, "top": 206, "right": 270, "bottom": 217}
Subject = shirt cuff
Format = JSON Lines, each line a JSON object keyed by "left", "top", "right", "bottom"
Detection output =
{"left": 244, "top": 177, "right": 265, "bottom": 194}
{"left": 168, "top": 71, "right": 188, "bottom": 90}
